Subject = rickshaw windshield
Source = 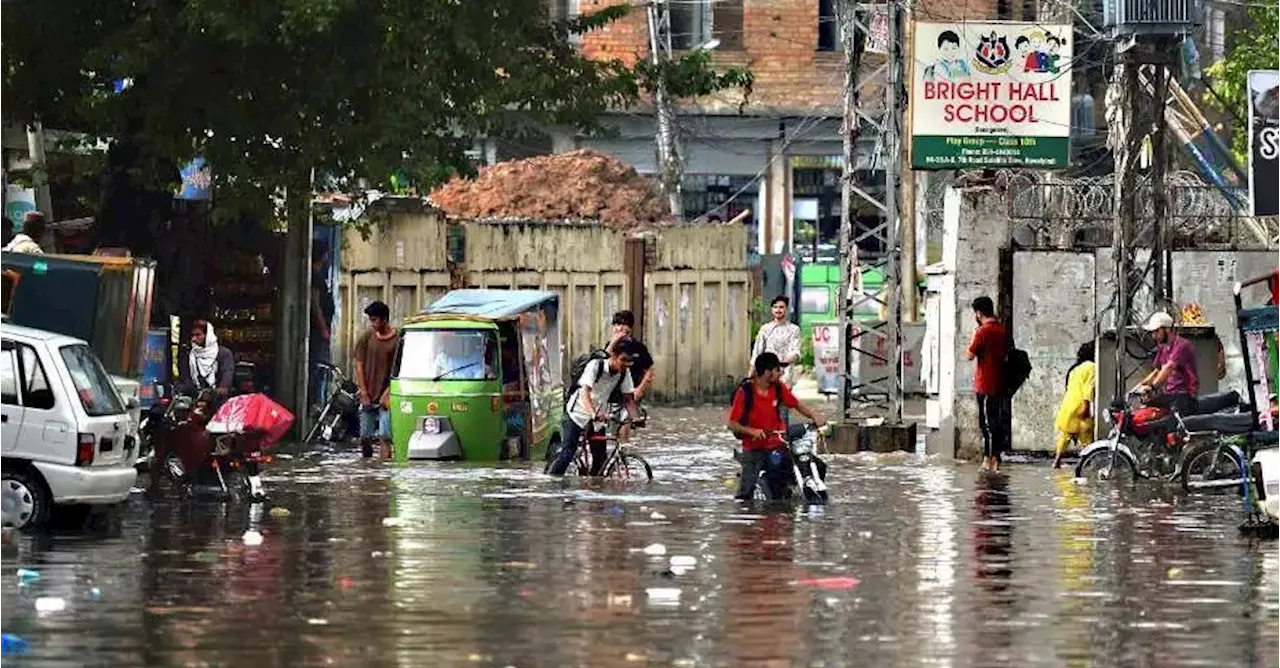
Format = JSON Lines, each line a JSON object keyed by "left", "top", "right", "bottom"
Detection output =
{"left": 397, "top": 329, "right": 499, "bottom": 381}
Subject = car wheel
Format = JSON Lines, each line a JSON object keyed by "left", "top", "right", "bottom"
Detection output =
{"left": 2, "top": 467, "right": 51, "bottom": 531}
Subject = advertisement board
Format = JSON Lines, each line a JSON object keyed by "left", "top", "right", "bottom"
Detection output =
{"left": 812, "top": 322, "right": 843, "bottom": 395}
{"left": 911, "top": 21, "right": 1072, "bottom": 169}
{"left": 1248, "top": 70, "right": 1278, "bottom": 217}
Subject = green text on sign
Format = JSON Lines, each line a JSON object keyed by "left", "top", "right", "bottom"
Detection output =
{"left": 911, "top": 135, "right": 1070, "bottom": 169}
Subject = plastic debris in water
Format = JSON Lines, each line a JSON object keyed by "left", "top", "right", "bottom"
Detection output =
{"left": 650, "top": 511, "right": 667, "bottom": 520}
{"left": 193, "top": 551, "right": 219, "bottom": 563}
{"left": 1, "top": 634, "right": 28, "bottom": 657}
{"left": 16, "top": 568, "right": 40, "bottom": 584}
{"left": 89, "top": 587, "right": 102, "bottom": 599}
{"left": 34, "top": 597, "right": 66, "bottom": 613}
{"left": 604, "top": 506, "right": 625, "bottom": 516}
{"left": 793, "top": 577, "right": 860, "bottom": 590}
{"left": 1167, "top": 567, "right": 1183, "bottom": 579}
{"left": 242, "top": 530, "right": 264, "bottom": 546}
{"left": 306, "top": 618, "right": 329, "bottom": 626}
{"left": 642, "top": 543, "right": 667, "bottom": 556}
{"left": 669, "top": 555, "right": 697, "bottom": 568}
{"left": 381, "top": 517, "right": 404, "bottom": 527}
{"left": 645, "top": 587, "right": 681, "bottom": 603}
{"left": 269, "top": 507, "right": 292, "bottom": 519}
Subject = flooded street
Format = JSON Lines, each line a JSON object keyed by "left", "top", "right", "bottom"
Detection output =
{"left": 3, "top": 406, "right": 1277, "bottom": 667}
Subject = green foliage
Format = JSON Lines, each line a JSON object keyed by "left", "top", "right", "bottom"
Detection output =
{"left": 1204, "top": 4, "right": 1279, "bottom": 165}
{"left": 636, "top": 50, "right": 753, "bottom": 110}
{"left": 2, "top": 0, "right": 753, "bottom": 230}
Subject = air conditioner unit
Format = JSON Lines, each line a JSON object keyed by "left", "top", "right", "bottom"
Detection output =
{"left": 1103, "top": 0, "right": 1200, "bottom": 36}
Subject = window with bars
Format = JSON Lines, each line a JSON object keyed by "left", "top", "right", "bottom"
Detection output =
{"left": 669, "top": 0, "right": 743, "bottom": 50}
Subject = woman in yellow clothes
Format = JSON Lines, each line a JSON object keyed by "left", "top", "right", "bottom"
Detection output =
{"left": 1054, "top": 343, "right": 1096, "bottom": 469}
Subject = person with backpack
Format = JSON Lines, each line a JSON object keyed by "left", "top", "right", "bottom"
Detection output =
{"left": 965, "top": 296, "right": 1011, "bottom": 472}
{"left": 549, "top": 338, "right": 641, "bottom": 476}
{"left": 726, "top": 352, "right": 826, "bottom": 500}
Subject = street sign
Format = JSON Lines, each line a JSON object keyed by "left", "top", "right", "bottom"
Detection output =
{"left": 1248, "top": 70, "right": 1278, "bottom": 217}
{"left": 911, "top": 21, "right": 1073, "bottom": 169}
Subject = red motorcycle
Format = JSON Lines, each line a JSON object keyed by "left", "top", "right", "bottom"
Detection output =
{"left": 146, "top": 390, "right": 293, "bottom": 501}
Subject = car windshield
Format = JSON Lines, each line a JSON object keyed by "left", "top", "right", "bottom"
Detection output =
{"left": 396, "top": 330, "right": 499, "bottom": 381}
{"left": 59, "top": 344, "right": 126, "bottom": 416}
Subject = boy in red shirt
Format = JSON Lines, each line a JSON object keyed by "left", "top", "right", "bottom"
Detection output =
{"left": 727, "top": 352, "right": 826, "bottom": 500}
{"left": 964, "top": 296, "right": 1010, "bottom": 472}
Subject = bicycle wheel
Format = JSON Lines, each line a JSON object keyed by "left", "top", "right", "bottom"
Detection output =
{"left": 1180, "top": 442, "right": 1244, "bottom": 494}
{"left": 1075, "top": 448, "right": 1138, "bottom": 485}
{"left": 603, "top": 451, "right": 653, "bottom": 481}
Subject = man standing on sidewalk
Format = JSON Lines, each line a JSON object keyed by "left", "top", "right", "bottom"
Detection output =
{"left": 751, "top": 296, "right": 801, "bottom": 385}
{"left": 965, "top": 296, "right": 1010, "bottom": 472}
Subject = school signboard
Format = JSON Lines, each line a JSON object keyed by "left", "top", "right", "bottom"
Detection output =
{"left": 911, "top": 21, "right": 1072, "bottom": 169}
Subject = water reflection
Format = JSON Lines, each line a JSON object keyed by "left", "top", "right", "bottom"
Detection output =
{"left": 0, "top": 408, "right": 1277, "bottom": 667}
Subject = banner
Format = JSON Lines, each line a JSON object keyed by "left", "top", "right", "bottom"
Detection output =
{"left": 5, "top": 185, "right": 36, "bottom": 225}
{"left": 812, "top": 323, "right": 842, "bottom": 395}
{"left": 1248, "top": 70, "right": 1278, "bottom": 217}
{"left": 911, "top": 21, "right": 1072, "bottom": 169}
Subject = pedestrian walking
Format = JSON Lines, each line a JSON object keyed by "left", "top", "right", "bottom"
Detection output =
{"left": 750, "top": 296, "right": 801, "bottom": 385}
{"left": 965, "top": 296, "right": 1010, "bottom": 472}
{"left": 1053, "top": 342, "right": 1096, "bottom": 469}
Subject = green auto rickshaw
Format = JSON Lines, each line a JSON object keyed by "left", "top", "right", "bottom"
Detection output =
{"left": 389, "top": 289, "right": 563, "bottom": 461}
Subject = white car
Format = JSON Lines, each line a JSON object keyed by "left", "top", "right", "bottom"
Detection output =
{"left": 1, "top": 324, "right": 139, "bottom": 530}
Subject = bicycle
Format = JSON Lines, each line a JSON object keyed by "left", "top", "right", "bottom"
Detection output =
{"left": 546, "top": 405, "right": 653, "bottom": 481}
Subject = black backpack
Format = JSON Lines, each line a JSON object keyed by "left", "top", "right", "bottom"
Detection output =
{"left": 1003, "top": 344, "right": 1032, "bottom": 397}
{"left": 564, "top": 349, "right": 609, "bottom": 404}
{"left": 730, "top": 379, "right": 784, "bottom": 421}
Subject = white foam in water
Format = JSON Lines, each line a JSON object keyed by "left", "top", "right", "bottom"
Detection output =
{"left": 35, "top": 597, "right": 66, "bottom": 613}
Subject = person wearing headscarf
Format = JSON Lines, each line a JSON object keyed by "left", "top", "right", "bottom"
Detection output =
{"left": 1053, "top": 342, "right": 1096, "bottom": 469}
{"left": 177, "top": 319, "right": 236, "bottom": 397}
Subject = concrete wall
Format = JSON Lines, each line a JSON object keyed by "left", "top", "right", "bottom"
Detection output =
{"left": 337, "top": 213, "right": 751, "bottom": 403}
{"left": 924, "top": 184, "right": 1276, "bottom": 459}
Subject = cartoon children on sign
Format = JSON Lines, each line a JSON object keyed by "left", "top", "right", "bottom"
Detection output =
{"left": 1014, "top": 30, "right": 1065, "bottom": 74}
{"left": 922, "top": 30, "right": 971, "bottom": 81}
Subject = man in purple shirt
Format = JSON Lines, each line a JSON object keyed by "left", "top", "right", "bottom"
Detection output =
{"left": 1136, "top": 312, "right": 1199, "bottom": 415}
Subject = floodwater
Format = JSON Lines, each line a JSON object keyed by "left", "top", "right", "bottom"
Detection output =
{"left": 2, "top": 406, "right": 1277, "bottom": 667}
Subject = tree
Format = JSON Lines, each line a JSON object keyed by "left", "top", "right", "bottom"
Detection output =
{"left": 1204, "top": 4, "right": 1279, "bottom": 165}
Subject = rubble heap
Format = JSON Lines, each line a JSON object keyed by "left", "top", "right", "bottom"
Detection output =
{"left": 428, "top": 149, "right": 673, "bottom": 230}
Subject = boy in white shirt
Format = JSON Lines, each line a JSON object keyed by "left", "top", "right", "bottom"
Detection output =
{"left": 549, "top": 338, "right": 641, "bottom": 476}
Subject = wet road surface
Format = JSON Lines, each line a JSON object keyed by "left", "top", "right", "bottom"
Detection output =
{"left": 3, "top": 406, "right": 1278, "bottom": 667}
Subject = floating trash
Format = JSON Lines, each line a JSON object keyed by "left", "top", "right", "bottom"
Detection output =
{"left": 16, "top": 568, "right": 40, "bottom": 584}
{"left": 793, "top": 577, "right": 860, "bottom": 590}
{"left": 1, "top": 634, "right": 28, "bottom": 657}
{"left": 381, "top": 517, "right": 404, "bottom": 527}
{"left": 242, "top": 530, "right": 264, "bottom": 546}
{"left": 645, "top": 587, "right": 681, "bottom": 603}
{"left": 641, "top": 543, "right": 667, "bottom": 556}
{"left": 306, "top": 618, "right": 329, "bottom": 626}
{"left": 268, "top": 507, "right": 292, "bottom": 519}
{"left": 650, "top": 511, "right": 668, "bottom": 520}
{"left": 89, "top": 587, "right": 102, "bottom": 600}
{"left": 34, "top": 597, "right": 66, "bottom": 613}
{"left": 193, "top": 551, "right": 219, "bottom": 563}
{"left": 669, "top": 555, "right": 697, "bottom": 568}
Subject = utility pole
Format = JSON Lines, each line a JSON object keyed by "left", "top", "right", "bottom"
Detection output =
{"left": 836, "top": 0, "right": 862, "bottom": 419}
{"left": 1110, "top": 57, "right": 1139, "bottom": 400}
{"left": 646, "top": 1, "right": 684, "bottom": 220}
{"left": 838, "top": 0, "right": 908, "bottom": 432}
{"left": 26, "top": 121, "right": 52, "bottom": 219}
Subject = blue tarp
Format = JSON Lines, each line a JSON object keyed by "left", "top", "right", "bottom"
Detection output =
{"left": 424, "top": 289, "right": 557, "bottom": 319}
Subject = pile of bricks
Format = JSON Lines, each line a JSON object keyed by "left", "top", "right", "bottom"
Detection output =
{"left": 428, "top": 149, "right": 674, "bottom": 230}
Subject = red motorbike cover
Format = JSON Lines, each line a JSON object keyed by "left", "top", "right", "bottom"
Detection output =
{"left": 207, "top": 393, "right": 295, "bottom": 449}
{"left": 1129, "top": 406, "right": 1169, "bottom": 436}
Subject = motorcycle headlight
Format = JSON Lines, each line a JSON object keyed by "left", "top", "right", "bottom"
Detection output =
{"left": 792, "top": 440, "right": 814, "bottom": 456}
{"left": 422, "top": 417, "right": 440, "bottom": 435}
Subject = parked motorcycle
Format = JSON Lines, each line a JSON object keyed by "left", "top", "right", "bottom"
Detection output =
{"left": 148, "top": 390, "right": 292, "bottom": 502}
{"left": 305, "top": 362, "right": 359, "bottom": 445}
{"left": 751, "top": 423, "right": 831, "bottom": 505}
{"left": 1075, "top": 389, "right": 1242, "bottom": 484}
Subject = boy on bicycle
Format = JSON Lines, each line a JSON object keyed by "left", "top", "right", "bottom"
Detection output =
{"left": 549, "top": 338, "right": 641, "bottom": 476}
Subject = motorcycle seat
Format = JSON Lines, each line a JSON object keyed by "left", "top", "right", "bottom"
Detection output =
{"left": 1181, "top": 412, "right": 1256, "bottom": 435}
{"left": 1195, "top": 390, "right": 1241, "bottom": 415}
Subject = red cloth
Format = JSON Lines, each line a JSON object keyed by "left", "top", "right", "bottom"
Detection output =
{"left": 728, "top": 381, "right": 799, "bottom": 451}
{"left": 969, "top": 320, "right": 1010, "bottom": 396}
{"left": 1268, "top": 271, "right": 1278, "bottom": 306}
{"left": 208, "top": 393, "right": 295, "bottom": 449}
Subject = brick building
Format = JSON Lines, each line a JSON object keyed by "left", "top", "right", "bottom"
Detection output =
{"left": 490, "top": 0, "right": 903, "bottom": 264}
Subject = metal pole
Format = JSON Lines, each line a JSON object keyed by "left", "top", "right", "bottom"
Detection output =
{"left": 884, "top": 0, "right": 904, "bottom": 424}
{"left": 1111, "top": 58, "right": 1139, "bottom": 399}
{"left": 837, "top": 0, "right": 861, "bottom": 418}
{"left": 647, "top": 1, "right": 683, "bottom": 220}
{"left": 1149, "top": 62, "right": 1172, "bottom": 307}
{"left": 26, "top": 121, "right": 52, "bottom": 219}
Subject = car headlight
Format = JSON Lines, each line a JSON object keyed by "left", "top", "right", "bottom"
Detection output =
{"left": 422, "top": 417, "right": 440, "bottom": 434}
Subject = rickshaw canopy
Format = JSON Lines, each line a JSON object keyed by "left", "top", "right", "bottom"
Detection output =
{"left": 406, "top": 289, "right": 558, "bottom": 325}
